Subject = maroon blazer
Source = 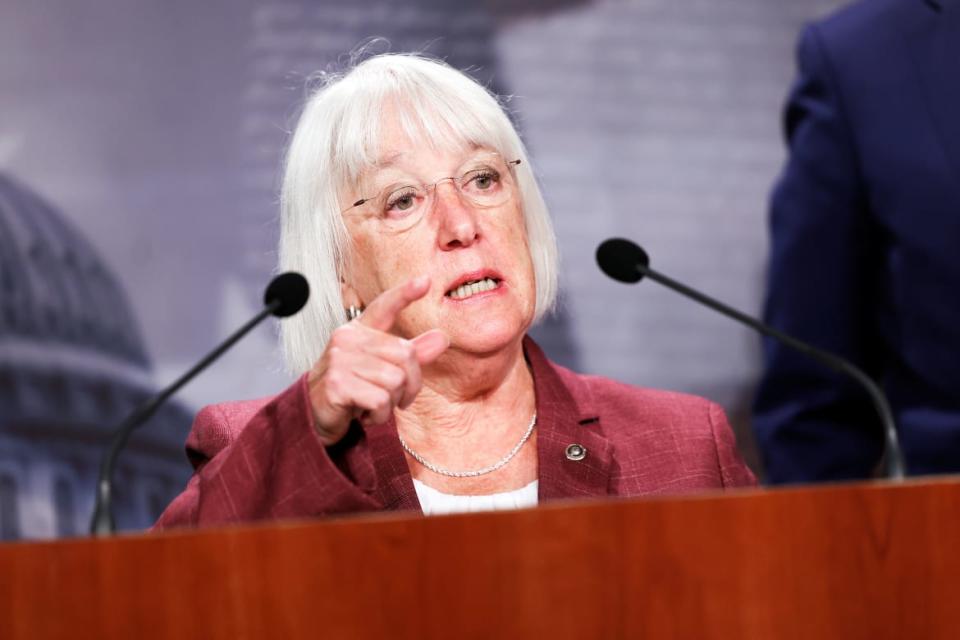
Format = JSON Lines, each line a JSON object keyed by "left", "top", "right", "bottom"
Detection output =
{"left": 155, "top": 338, "right": 756, "bottom": 529}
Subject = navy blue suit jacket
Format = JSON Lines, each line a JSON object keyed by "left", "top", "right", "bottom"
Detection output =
{"left": 753, "top": 0, "right": 960, "bottom": 482}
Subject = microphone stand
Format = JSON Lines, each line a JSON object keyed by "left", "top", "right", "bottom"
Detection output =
{"left": 635, "top": 261, "right": 905, "bottom": 480}
{"left": 90, "top": 299, "right": 281, "bottom": 536}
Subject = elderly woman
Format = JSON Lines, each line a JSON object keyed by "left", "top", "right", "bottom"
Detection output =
{"left": 156, "top": 54, "right": 754, "bottom": 527}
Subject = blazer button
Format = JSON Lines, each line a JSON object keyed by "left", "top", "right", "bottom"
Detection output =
{"left": 565, "top": 443, "right": 587, "bottom": 461}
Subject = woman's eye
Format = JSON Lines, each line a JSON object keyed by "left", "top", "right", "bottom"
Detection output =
{"left": 468, "top": 170, "right": 500, "bottom": 191}
{"left": 385, "top": 188, "right": 418, "bottom": 215}
{"left": 393, "top": 195, "right": 414, "bottom": 210}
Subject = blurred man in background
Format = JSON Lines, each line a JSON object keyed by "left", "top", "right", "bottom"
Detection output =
{"left": 754, "top": 0, "right": 960, "bottom": 482}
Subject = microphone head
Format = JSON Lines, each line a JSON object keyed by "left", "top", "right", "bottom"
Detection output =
{"left": 264, "top": 272, "right": 310, "bottom": 318}
{"left": 596, "top": 238, "right": 650, "bottom": 284}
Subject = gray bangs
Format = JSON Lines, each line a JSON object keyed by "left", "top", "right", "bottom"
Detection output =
{"left": 327, "top": 55, "right": 515, "bottom": 197}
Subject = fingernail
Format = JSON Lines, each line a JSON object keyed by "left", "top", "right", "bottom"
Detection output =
{"left": 412, "top": 276, "right": 429, "bottom": 289}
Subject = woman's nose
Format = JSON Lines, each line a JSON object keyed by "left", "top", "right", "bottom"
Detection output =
{"left": 434, "top": 181, "right": 479, "bottom": 249}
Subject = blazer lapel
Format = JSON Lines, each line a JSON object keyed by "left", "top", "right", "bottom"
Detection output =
{"left": 525, "top": 338, "right": 616, "bottom": 501}
{"left": 365, "top": 418, "right": 422, "bottom": 512}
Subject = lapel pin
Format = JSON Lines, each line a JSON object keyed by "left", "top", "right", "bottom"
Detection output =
{"left": 565, "top": 443, "right": 587, "bottom": 461}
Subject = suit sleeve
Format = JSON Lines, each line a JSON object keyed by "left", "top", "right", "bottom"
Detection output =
{"left": 153, "top": 375, "right": 381, "bottom": 529}
{"left": 752, "top": 24, "right": 885, "bottom": 483}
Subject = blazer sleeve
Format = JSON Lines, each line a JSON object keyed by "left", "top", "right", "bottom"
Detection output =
{"left": 708, "top": 402, "right": 757, "bottom": 488}
{"left": 153, "top": 375, "right": 382, "bottom": 529}
{"left": 752, "top": 24, "right": 885, "bottom": 483}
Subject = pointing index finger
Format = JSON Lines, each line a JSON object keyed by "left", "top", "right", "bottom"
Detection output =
{"left": 358, "top": 276, "right": 431, "bottom": 332}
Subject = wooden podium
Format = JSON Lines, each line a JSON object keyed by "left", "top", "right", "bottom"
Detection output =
{"left": 2, "top": 479, "right": 959, "bottom": 639}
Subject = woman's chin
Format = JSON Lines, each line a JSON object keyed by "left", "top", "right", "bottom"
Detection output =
{"left": 444, "top": 317, "right": 527, "bottom": 355}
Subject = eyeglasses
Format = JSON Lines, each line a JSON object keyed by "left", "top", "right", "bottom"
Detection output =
{"left": 342, "top": 153, "right": 522, "bottom": 233}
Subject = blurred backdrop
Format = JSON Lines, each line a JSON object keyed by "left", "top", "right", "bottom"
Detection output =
{"left": 0, "top": 0, "right": 846, "bottom": 539}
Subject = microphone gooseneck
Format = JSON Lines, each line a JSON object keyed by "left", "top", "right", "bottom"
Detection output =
{"left": 90, "top": 272, "right": 310, "bottom": 536}
{"left": 596, "top": 237, "right": 905, "bottom": 481}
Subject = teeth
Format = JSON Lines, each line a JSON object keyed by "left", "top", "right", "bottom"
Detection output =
{"left": 448, "top": 278, "right": 498, "bottom": 300}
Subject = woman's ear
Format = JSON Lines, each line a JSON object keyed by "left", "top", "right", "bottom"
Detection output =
{"left": 339, "top": 247, "right": 365, "bottom": 310}
{"left": 340, "top": 276, "right": 363, "bottom": 310}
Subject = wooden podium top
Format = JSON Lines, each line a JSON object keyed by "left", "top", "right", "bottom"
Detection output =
{"left": 2, "top": 478, "right": 959, "bottom": 639}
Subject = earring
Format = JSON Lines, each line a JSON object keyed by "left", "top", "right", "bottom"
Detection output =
{"left": 346, "top": 305, "right": 363, "bottom": 321}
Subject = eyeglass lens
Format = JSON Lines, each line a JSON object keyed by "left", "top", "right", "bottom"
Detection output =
{"left": 357, "top": 155, "right": 518, "bottom": 231}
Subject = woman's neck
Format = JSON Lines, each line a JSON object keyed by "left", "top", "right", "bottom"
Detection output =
{"left": 395, "top": 339, "right": 536, "bottom": 445}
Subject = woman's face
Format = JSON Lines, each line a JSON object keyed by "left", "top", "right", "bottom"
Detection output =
{"left": 341, "top": 116, "right": 536, "bottom": 355}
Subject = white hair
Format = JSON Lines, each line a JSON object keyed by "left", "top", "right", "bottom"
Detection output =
{"left": 278, "top": 53, "right": 559, "bottom": 374}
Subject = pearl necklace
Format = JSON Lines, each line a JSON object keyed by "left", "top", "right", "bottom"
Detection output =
{"left": 398, "top": 413, "right": 537, "bottom": 478}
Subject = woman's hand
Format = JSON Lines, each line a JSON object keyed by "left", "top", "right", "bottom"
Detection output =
{"left": 307, "top": 276, "right": 449, "bottom": 445}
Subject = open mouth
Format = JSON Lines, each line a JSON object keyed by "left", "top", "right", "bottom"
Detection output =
{"left": 445, "top": 277, "right": 502, "bottom": 300}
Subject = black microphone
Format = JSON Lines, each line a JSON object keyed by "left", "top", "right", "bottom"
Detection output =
{"left": 596, "top": 238, "right": 905, "bottom": 481}
{"left": 90, "top": 272, "right": 310, "bottom": 536}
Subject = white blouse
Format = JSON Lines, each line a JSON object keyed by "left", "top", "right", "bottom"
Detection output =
{"left": 412, "top": 479, "right": 539, "bottom": 516}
